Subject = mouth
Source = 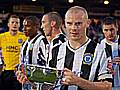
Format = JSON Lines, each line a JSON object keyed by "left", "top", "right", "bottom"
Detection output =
{"left": 108, "top": 36, "right": 113, "bottom": 39}
{"left": 13, "top": 27, "right": 17, "bottom": 29}
{"left": 70, "top": 32, "right": 78, "bottom": 35}
{"left": 12, "top": 30, "right": 17, "bottom": 32}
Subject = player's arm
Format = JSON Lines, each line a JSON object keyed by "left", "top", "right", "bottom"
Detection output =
{"left": 62, "top": 68, "right": 112, "bottom": 90}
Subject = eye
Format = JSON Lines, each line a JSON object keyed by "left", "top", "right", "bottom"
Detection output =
{"left": 104, "top": 29, "right": 108, "bottom": 31}
{"left": 66, "top": 22, "right": 72, "bottom": 26}
{"left": 11, "top": 22, "right": 14, "bottom": 24}
{"left": 16, "top": 22, "right": 18, "bottom": 24}
{"left": 110, "top": 28, "right": 114, "bottom": 32}
{"left": 42, "top": 21, "right": 45, "bottom": 24}
{"left": 75, "top": 22, "right": 83, "bottom": 26}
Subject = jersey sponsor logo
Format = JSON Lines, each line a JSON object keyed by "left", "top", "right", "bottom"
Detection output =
{"left": 18, "top": 39, "right": 23, "bottom": 43}
{"left": 6, "top": 46, "right": 19, "bottom": 52}
{"left": 83, "top": 53, "right": 93, "bottom": 65}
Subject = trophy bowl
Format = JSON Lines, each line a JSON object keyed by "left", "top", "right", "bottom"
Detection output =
{"left": 26, "top": 64, "right": 57, "bottom": 84}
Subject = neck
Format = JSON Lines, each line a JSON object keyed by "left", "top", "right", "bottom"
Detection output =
{"left": 47, "top": 28, "right": 60, "bottom": 42}
{"left": 52, "top": 28, "right": 60, "bottom": 39}
{"left": 29, "top": 33, "right": 38, "bottom": 40}
{"left": 46, "top": 36, "right": 52, "bottom": 42}
{"left": 9, "top": 30, "right": 17, "bottom": 36}
{"left": 69, "top": 36, "right": 88, "bottom": 49}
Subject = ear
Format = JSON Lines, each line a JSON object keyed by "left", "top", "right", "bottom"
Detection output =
{"left": 86, "top": 19, "right": 91, "bottom": 28}
{"left": 7, "top": 22, "right": 10, "bottom": 27}
{"left": 51, "top": 21, "right": 56, "bottom": 27}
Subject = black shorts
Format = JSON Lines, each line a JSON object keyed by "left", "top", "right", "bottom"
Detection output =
{"left": 0, "top": 70, "right": 22, "bottom": 90}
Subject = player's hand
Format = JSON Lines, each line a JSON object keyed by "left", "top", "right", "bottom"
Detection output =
{"left": 15, "top": 66, "right": 29, "bottom": 84}
{"left": 113, "top": 57, "right": 120, "bottom": 65}
{"left": 107, "top": 59, "right": 114, "bottom": 74}
{"left": 15, "top": 69, "right": 29, "bottom": 84}
{"left": 61, "top": 68, "right": 78, "bottom": 85}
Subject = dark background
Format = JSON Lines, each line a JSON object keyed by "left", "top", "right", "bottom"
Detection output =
{"left": 0, "top": 0, "right": 120, "bottom": 18}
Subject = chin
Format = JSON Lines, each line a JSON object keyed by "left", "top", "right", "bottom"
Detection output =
{"left": 71, "top": 37, "right": 79, "bottom": 41}
{"left": 24, "top": 33, "right": 28, "bottom": 37}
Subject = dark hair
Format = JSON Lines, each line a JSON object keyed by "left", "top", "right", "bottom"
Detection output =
{"left": 46, "top": 12, "right": 62, "bottom": 28}
{"left": 8, "top": 15, "right": 19, "bottom": 22}
{"left": 24, "top": 16, "right": 39, "bottom": 25}
{"left": 102, "top": 17, "right": 118, "bottom": 27}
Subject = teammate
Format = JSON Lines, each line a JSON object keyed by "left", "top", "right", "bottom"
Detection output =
{"left": 100, "top": 17, "right": 120, "bottom": 90}
{"left": 54, "top": 6, "right": 112, "bottom": 90}
{"left": 0, "top": 15, "right": 27, "bottom": 90}
{"left": 16, "top": 16, "right": 48, "bottom": 90}
{"left": 41, "top": 12, "right": 66, "bottom": 67}
{"left": 21, "top": 16, "right": 48, "bottom": 66}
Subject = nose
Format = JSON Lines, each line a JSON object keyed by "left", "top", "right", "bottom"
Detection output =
{"left": 71, "top": 24, "right": 78, "bottom": 30}
{"left": 41, "top": 24, "right": 43, "bottom": 29}
{"left": 108, "top": 30, "right": 112, "bottom": 35}
{"left": 13, "top": 22, "right": 18, "bottom": 26}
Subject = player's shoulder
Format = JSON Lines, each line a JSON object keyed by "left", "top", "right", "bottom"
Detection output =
{"left": 18, "top": 31, "right": 27, "bottom": 39}
{"left": 59, "top": 40, "right": 67, "bottom": 49}
{"left": 0, "top": 32, "right": 9, "bottom": 37}
{"left": 18, "top": 31, "right": 25, "bottom": 35}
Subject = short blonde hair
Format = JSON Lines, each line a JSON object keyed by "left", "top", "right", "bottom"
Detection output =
{"left": 65, "top": 6, "right": 88, "bottom": 19}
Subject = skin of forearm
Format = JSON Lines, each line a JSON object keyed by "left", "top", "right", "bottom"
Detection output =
{"left": 75, "top": 77, "right": 112, "bottom": 90}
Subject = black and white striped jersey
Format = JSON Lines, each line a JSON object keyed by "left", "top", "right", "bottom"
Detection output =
{"left": 20, "top": 33, "right": 48, "bottom": 66}
{"left": 100, "top": 37, "right": 120, "bottom": 87}
{"left": 48, "top": 33, "right": 66, "bottom": 67}
{"left": 55, "top": 39, "right": 112, "bottom": 90}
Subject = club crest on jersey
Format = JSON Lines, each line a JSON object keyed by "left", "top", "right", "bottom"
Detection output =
{"left": 18, "top": 39, "right": 23, "bottom": 43}
{"left": 83, "top": 53, "right": 93, "bottom": 65}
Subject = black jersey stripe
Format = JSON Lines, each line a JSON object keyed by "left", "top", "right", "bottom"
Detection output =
{"left": 60, "top": 45, "right": 75, "bottom": 90}
{"left": 105, "top": 43, "right": 114, "bottom": 86}
{"left": 105, "top": 43, "right": 112, "bottom": 58}
{"left": 49, "top": 34, "right": 66, "bottom": 68}
{"left": 118, "top": 36, "right": 120, "bottom": 57}
{"left": 49, "top": 45, "right": 60, "bottom": 68}
{"left": 64, "top": 46, "right": 74, "bottom": 70}
{"left": 22, "top": 43, "right": 28, "bottom": 63}
{"left": 29, "top": 34, "right": 41, "bottom": 64}
{"left": 81, "top": 40, "right": 97, "bottom": 80}
{"left": 53, "top": 34, "right": 66, "bottom": 46}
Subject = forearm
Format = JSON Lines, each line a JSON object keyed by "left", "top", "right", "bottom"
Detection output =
{"left": 75, "top": 77, "right": 112, "bottom": 90}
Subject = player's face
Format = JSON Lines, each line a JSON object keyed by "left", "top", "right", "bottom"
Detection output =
{"left": 65, "top": 11, "right": 88, "bottom": 41}
{"left": 23, "top": 20, "right": 37, "bottom": 37}
{"left": 8, "top": 18, "right": 20, "bottom": 32}
{"left": 103, "top": 24, "right": 118, "bottom": 42}
{"left": 41, "top": 15, "right": 52, "bottom": 36}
